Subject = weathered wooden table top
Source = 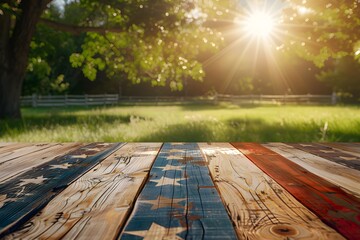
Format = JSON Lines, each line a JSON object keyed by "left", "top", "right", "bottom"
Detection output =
{"left": 0, "top": 142, "right": 359, "bottom": 240}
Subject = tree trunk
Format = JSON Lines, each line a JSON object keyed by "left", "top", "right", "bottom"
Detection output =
{"left": 0, "top": 71, "right": 23, "bottom": 118}
{"left": 0, "top": 0, "right": 51, "bottom": 119}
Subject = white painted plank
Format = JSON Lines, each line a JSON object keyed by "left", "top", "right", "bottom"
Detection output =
{"left": 265, "top": 143, "right": 360, "bottom": 199}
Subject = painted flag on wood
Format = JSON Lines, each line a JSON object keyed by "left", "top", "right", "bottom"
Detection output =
{"left": 0, "top": 142, "right": 124, "bottom": 236}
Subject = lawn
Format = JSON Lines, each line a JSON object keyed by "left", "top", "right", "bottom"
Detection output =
{"left": 1, "top": 103, "right": 359, "bottom": 142}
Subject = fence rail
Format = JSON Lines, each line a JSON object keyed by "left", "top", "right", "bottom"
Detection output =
{"left": 21, "top": 94, "right": 335, "bottom": 107}
{"left": 217, "top": 94, "right": 335, "bottom": 104}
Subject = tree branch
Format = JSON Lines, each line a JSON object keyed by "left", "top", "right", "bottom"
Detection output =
{"left": 39, "top": 18, "right": 125, "bottom": 35}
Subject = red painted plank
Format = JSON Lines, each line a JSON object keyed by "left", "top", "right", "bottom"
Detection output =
{"left": 232, "top": 142, "right": 360, "bottom": 240}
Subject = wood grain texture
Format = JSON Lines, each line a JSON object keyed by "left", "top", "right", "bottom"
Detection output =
{"left": 0, "top": 143, "right": 14, "bottom": 147}
{"left": 289, "top": 143, "right": 360, "bottom": 171}
{"left": 265, "top": 143, "right": 360, "bottom": 199}
{"left": 120, "top": 143, "right": 237, "bottom": 240}
{"left": 6, "top": 143, "right": 162, "bottom": 240}
{"left": 0, "top": 143, "right": 83, "bottom": 183}
{"left": 0, "top": 143, "right": 32, "bottom": 154}
{"left": 0, "top": 143, "right": 55, "bottom": 163}
{"left": 232, "top": 143, "right": 360, "bottom": 240}
{"left": 0, "top": 142, "right": 123, "bottom": 237}
{"left": 320, "top": 143, "right": 360, "bottom": 158}
{"left": 199, "top": 142, "right": 344, "bottom": 240}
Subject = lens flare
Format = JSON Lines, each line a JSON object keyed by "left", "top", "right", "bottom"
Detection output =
{"left": 244, "top": 11, "right": 275, "bottom": 38}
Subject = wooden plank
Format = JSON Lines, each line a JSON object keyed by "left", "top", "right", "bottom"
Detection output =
{"left": 265, "top": 143, "right": 360, "bottom": 199}
{"left": 0, "top": 143, "right": 23, "bottom": 150}
{"left": 232, "top": 143, "right": 360, "bottom": 240}
{"left": 0, "top": 143, "right": 84, "bottom": 183}
{"left": 199, "top": 143, "right": 344, "bottom": 240}
{"left": 120, "top": 143, "right": 237, "bottom": 240}
{"left": 6, "top": 143, "right": 162, "bottom": 240}
{"left": 289, "top": 143, "right": 360, "bottom": 171}
{"left": 0, "top": 143, "right": 35, "bottom": 156}
{"left": 0, "top": 142, "right": 124, "bottom": 237}
{"left": 0, "top": 143, "right": 12, "bottom": 147}
{"left": 320, "top": 143, "right": 360, "bottom": 158}
{"left": 0, "top": 143, "right": 58, "bottom": 164}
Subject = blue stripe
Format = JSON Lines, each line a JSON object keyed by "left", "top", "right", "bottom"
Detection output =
{"left": 120, "top": 143, "right": 237, "bottom": 239}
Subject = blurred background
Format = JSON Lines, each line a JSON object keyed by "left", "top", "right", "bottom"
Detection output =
{"left": 0, "top": 0, "right": 359, "bottom": 142}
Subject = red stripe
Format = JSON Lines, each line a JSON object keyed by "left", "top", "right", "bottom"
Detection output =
{"left": 232, "top": 142, "right": 360, "bottom": 240}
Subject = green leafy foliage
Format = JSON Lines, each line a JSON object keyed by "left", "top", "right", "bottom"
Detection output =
{"left": 277, "top": 0, "right": 360, "bottom": 98}
{"left": 23, "top": 2, "right": 85, "bottom": 95}
{"left": 69, "top": 0, "right": 223, "bottom": 91}
{"left": 281, "top": 0, "right": 360, "bottom": 67}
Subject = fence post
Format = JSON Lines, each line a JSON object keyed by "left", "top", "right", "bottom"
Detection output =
{"left": 32, "top": 94, "right": 37, "bottom": 107}
{"left": 331, "top": 92, "right": 337, "bottom": 105}
{"left": 214, "top": 93, "right": 218, "bottom": 105}
{"left": 85, "top": 94, "right": 88, "bottom": 107}
{"left": 65, "top": 94, "right": 68, "bottom": 107}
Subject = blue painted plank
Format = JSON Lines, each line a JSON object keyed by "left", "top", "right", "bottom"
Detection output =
{"left": 120, "top": 143, "right": 237, "bottom": 239}
{"left": 0, "top": 142, "right": 124, "bottom": 236}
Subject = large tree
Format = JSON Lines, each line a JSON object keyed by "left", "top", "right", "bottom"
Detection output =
{"left": 0, "top": 0, "right": 50, "bottom": 119}
{"left": 0, "top": 0, "right": 225, "bottom": 119}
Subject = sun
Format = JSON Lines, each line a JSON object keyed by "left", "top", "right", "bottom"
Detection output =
{"left": 243, "top": 11, "right": 275, "bottom": 38}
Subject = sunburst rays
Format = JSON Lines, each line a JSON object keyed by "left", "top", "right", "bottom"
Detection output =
{"left": 201, "top": 0, "right": 300, "bottom": 94}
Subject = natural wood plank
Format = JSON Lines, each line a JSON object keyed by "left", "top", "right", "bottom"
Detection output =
{"left": 0, "top": 143, "right": 36, "bottom": 157}
{"left": 6, "top": 143, "right": 162, "bottom": 240}
{"left": 0, "top": 143, "right": 27, "bottom": 151}
{"left": 232, "top": 143, "right": 360, "bottom": 240}
{"left": 0, "top": 143, "right": 13, "bottom": 147}
{"left": 0, "top": 142, "right": 124, "bottom": 237}
{"left": 320, "top": 143, "right": 360, "bottom": 158}
{"left": 120, "top": 143, "right": 237, "bottom": 240}
{"left": 0, "top": 143, "right": 84, "bottom": 183}
{"left": 0, "top": 143, "right": 58, "bottom": 164}
{"left": 289, "top": 143, "right": 360, "bottom": 171}
{"left": 265, "top": 143, "right": 360, "bottom": 199}
{"left": 199, "top": 143, "right": 344, "bottom": 240}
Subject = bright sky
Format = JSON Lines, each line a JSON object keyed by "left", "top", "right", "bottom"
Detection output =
{"left": 53, "top": 0, "right": 65, "bottom": 10}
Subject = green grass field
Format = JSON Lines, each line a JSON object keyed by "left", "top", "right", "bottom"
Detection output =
{"left": 1, "top": 103, "right": 359, "bottom": 142}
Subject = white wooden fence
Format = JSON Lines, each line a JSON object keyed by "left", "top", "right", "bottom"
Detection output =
{"left": 21, "top": 94, "right": 335, "bottom": 107}
{"left": 217, "top": 94, "right": 336, "bottom": 104}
